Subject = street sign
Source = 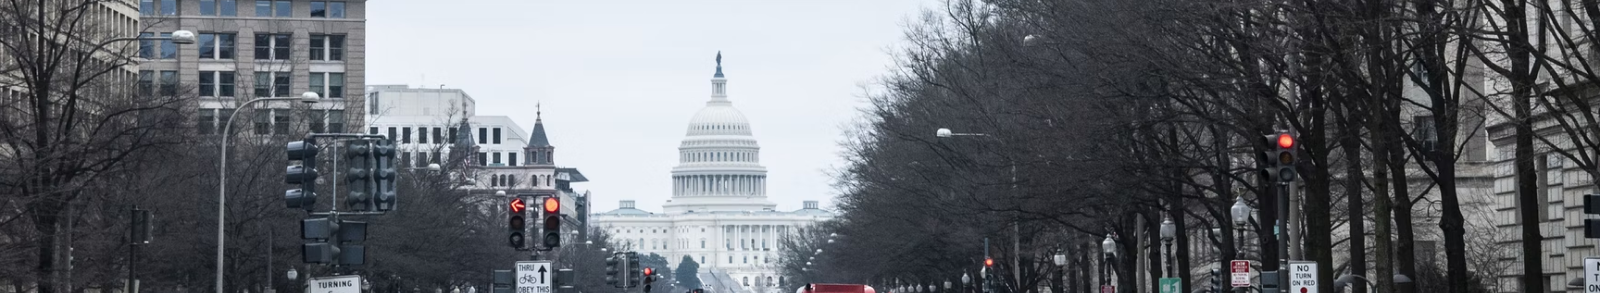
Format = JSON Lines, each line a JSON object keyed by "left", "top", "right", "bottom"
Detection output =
{"left": 1158, "top": 278, "right": 1180, "bottom": 293}
{"left": 1230, "top": 260, "right": 1251, "bottom": 288}
{"left": 516, "top": 261, "right": 554, "bottom": 293}
{"left": 1585, "top": 257, "right": 1600, "bottom": 293}
{"left": 1288, "top": 261, "right": 1317, "bottom": 293}
{"left": 308, "top": 275, "right": 362, "bottom": 293}
{"left": 1098, "top": 285, "right": 1113, "bottom": 293}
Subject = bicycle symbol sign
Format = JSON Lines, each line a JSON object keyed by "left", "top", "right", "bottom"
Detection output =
{"left": 516, "top": 261, "right": 554, "bottom": 293}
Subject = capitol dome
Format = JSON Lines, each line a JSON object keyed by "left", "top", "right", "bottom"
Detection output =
{"left": 664, "top": 52, "right": 774, "bottom": 214}
{"left": 686, "top": 102, "right": 752, "bottom": 136}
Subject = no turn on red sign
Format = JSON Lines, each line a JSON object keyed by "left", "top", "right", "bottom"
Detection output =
{"left": 1288, "top": 261, "right": 1318, "bottom": 293}
{"left": 1230, "top": 260, "right": 1251, "bottom": 288}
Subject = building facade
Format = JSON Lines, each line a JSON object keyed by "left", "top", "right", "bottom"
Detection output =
{"left": 139, "top": 0, "right": 366, "bottom": 137}
{"left": 593, "top": 55, "right": 834, "bottom": 293}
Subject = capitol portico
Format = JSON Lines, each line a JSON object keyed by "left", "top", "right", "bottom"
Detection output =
{"left": 592, "top": 53, "right": 833, "bottom": 293}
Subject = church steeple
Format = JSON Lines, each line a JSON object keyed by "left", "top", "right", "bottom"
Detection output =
{"left": 525, "top": 102, "right": 554, "bottom": 165}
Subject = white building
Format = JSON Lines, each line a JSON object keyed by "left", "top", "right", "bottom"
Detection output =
{"left": 593, "top": 54, "right": 833, "bottom": 293}
{"left": 364, "top": 84, "right": 591, "bottom": 234}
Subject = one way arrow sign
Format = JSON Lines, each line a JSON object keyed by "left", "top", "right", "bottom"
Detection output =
{"left": 516, "top": 261, "right": 554, "bottom": 293}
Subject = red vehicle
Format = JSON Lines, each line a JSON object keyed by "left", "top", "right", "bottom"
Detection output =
{"left": 797, "top": 284, "right": 878, "bottom": 293}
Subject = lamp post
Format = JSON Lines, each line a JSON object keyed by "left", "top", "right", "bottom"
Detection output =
{"left": 217, "top": 92, "right": 321, "bottom": 293}
{"left": 1101, "top": 234, "right": 1116, "bottom": 290}
{"left": 936, "top": 128, "right": 1020, "bottom": 289}
{"left": 287, "top": 268, "right": 298, "bottom": 293}
{"left": 1231, "top": 197, "right": 1251, "bottom": 254}
{"left": 961, "top": 273, "right": 971, "bottom": 293}
{"left": 1160, "top": 217, "right": 1176, "bottom": 278}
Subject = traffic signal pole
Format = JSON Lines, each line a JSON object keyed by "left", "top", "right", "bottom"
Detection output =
{"left": 1277, "top": 182, "right": 1290, "bottom": 293}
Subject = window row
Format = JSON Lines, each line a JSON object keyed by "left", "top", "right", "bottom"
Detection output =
{"left": 682, "top": 150, "right": 757, "bottom": 163}
{"left": 195, "top": 108, "right": 343, "bottom": 135}
{"left": 143, "top": 0, "right": 347, "bottom": 18}
{"left": 159, "top": 71, "right": 343, "bottom": 98}
{"left": 140, "top": 33, "right": 344, "bottom": 61}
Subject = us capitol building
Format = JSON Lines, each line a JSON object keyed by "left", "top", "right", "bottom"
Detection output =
{"left": 592, "top": 54, "right": 833, "bottom": 293}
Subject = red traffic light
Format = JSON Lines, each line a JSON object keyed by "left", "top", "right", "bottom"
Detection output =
{"left": 543, "top": 197, "right": 560, "bottom": 213}
{"left": 984, "top": 258, "right": 994, "bottom": 267}
{"left": 510, "top": 198, "right": 526, "bottom": 213}
{"left": 643, "top": 268, "right": 653, "bottom": 275}
{"left": 1276, "top": 133, "right": 1295, "bottom": 149}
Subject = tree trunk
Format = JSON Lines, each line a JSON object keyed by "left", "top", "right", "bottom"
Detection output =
{"left": 1388, "top": 141, "right": 1418, "bottom": 293}
{"left": 1339, "top": 114, "right": 1367, "bottom": 293}
{"left": 1371, "top": 110, "right": 1396, "bottom": 293}
{"left": 31, "top": 197, "right": 65, "bottom": 293}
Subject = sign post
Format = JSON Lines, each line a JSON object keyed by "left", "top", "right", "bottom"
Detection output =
{"left": 1584, "top": 257, "right": 1600, "bottom": 293}
{"left": 516, "top": 261, "right": 554, "bottom": 293}
{"left": 1287, "top": 261, "right": 1317, "bottom": 293}
{"left": 308, "top": 275, "right": 362, "bottom": 293}
{"left": 1230, "top": 260, "right": 1251, "bottom": 288}
{"left": 1158, "top": 278, "right": 1180, "bottom": 293}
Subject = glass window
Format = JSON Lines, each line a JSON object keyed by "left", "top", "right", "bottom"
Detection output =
{"left": 509, "top": 153, "right": 517, "bottom": 166}
{"left": 254, "top": 34, "right": 270, "bottom": 59}
{"left": 200, "top": 71, "right": 216, "bottom": 96}
{"left": 198, "top": 109, "right": 216, "bottom": 134}
{"left": 160, "top": 0, "right": 175, "bottom": 15}
{"left": 273, "top": 34, "right": 289, "bottom": 60}
{"left": 310, "top": 1, "right": 326, "bottom": 17}
{"left": 387, "top": 127, "right": 397, "bottom": 140}
{"left": 254, "top": 110, "right": 271, "bottom": 134}
{"left": 159, "top": 33, "right": 175, "bottom": 59}
{"left": 221, "top": 0, "right": 236, "bottom": 16}
{"left": 478, "top": 128, "right": 487, "bottom": 144}
{"left": 273, "top": 110, "right": 289, "bottom": 134}
{"left": 310, "top": 35, "right": 325, "bottom": 60}
{"left": 159, "top": 71, "right": 177, "bottom": 96}
{"left": 402, "top": 127, "right": 411, "bottom": 143}
{"left": 492, "top": 152, "right": 501, "bottom": 165}
{"left": 199, "top": 34, "right": 215, "bottom": 59}
{"left": 273, "top": 72, "right": 289, "bottom": 97}
{"left": 369, "top": 127, "right": 378, "bottom": 135}
{"left": 329, "top": 1, "right": 345, "bottom": 18}
{"left": 275, "top": 0, "right": 290, "bottom": 17}
{"left": 477, "top": 153, "right": 487, "bottom": 166}
{"left": 219, "top": 71, "right": 236, "bottom": 96}
{"left": 201, "top": 0, "right": 216, "bottom": 15}
{"left": 137, "top": 70, "right": 153, "bottom": 96}
{"left": 330, "top": 36, "right": 344, "bottom": 60}
{"left": 310, "top": 72, "right": 325, "bottom": 98}
{"left": 138, "top": 33, "right": 154, "bottom": 58}
{"left": 255, "top": 0, "right": 271, "bottom": 17}
{"left": 141, "top": 0, "right": 154, "bottom": 15}
{"left": 493, "top": 128, "right": 501, "bottom": 144}
{"left": 253, "top": 71, "right": 271, "bottom": 97}
{"left": 327, "top": 110, "right": 346, "bottom": 133}
{"left": 418, "top": 127, "right": 428, "bottom": 143}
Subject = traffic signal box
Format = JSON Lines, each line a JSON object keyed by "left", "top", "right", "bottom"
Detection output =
{"left": 542, "top": 197, "right": 562, "bottom": 248}
{"left": 286, "top": 139, "right": 320, "bottom": 210}
{"left": 1263, "top": 132, "right": 1297, "bottom": 183}
{"left": 300, "top": 215, "right": 366, "bottom": 266}
{"left": 1585, "top": 194, "right": 1600, "bottom": 238}
{"left": 509, "top": 198, "right": 528, "bottom": 249}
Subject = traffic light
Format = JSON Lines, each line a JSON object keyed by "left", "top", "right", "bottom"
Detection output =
{"left": 627, "top": 252, "right": 642, "bottom": 288}
{"left": 285, "top": 139, "right": 319, "bottom": 210}
{"left": 606, "top": 254, "right": 622, "bottom": 287}
{"left": 1584, "top": 194, "right": 1600, "bottom": 238}
{"left": 343, "top": 140, "right": 374, "bottom": 211}
{"left": 130, "top": 209, "right": 152, "bottom": 245}
{"left": 300, "top": 215, "right": 366, "bottom": 266}
{"left": 541, "top": 197, "right": 562, "bottom": 248}
{"left": 509, "top": 198, "right": 528, "bottom": 249}
{"left": 984, "top": 258, "right": 993, "bottom": 267}
{"left": 1264, "top": 132, "right": 1297, "bottom": 183}
{"left": 643, "top": 267, "right": 655, "bottom": 293}
{"left": 1209, "top": 268, "right": 1220, "bottom": 293}
{"left": 493, "top": 269, "right": 515, "bottom": 293}
{"left": 373, "top": 139, "right": 398, "bottom": 211}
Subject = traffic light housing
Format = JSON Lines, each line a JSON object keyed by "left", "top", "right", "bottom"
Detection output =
{"left": 510, "top": 198, "right": 528, "bottom": 249}
{"left": 1264, "top": 132, "right": 1297, "bottom": 183}
{"left": 542, "top": 197, "right": 562, "bottom": 248}
{"left": 626, "top": 252, "right": 642, "bottom": 288}
{"left": 343, "top": 140, "right": 374, "bottom": 211}
{"left": 1584, "top": 194, "right": 1600, "bottom": 238}
{"left": 643, "top": 267, "right": 655, "bottom": 293}
{"left": 373, "top": 139, "right": 398, "bottom": 211}
{"left": 1209, "top": 268, "right": 1220, "bottom": 293}
{"left": 606, "top": 254, "right": 622, "bottom": 287}
{"left": 285, "top": 139, "right": 319, "bottom": 210}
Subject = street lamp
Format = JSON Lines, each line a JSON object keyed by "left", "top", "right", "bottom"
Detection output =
{"left": 1160, "top": 217, "right": 1176, "bottom": 277}
{"left": 287, "top": 268, "right": 298, "bottom": 293}
{"left": 1023, "top": 35, "right": 1042, "bottom": 47}
{"left": 216, "top": 91, "right": 320, "bottom": 293}
{"left": 935, "top": 127, "right": 1016, "bottom": 288}
{"left": 1101, "top": 234, "right": 1116, "bottom": 287}
{"left": 1231, "top": 197, "right": 1251, "bottom": 257}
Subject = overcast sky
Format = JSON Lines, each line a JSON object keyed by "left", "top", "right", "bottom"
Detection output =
{"left": 367, "top": 0, "right": 937, "bottom": 213}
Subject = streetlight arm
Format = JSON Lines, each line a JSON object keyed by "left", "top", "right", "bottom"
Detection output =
{"left": 216, "top": 96, "right": 315, "bottom": 293}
